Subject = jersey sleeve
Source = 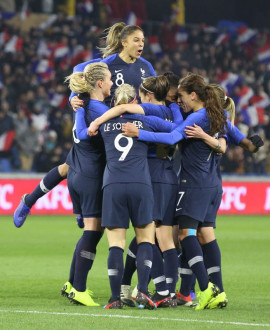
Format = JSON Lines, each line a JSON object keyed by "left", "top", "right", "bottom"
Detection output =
{"left": 90, "top": 102, "right": 110, "bottom": 120}
{"left": 138, "top": 110, "right": 208, "bottom": 145}
{"left": 140, "top": 104, "right": 167, "bottom": 118}
{"left": 168, "top": 103, "right": 183, "bottom": 125}
{"left": 226, "top": 121, "right": 245, "bottom": 145}
{"left": 124, "top": 114, "right": 176, "bottom": 132}
{"left": 75, "top": 108, "right": 89, "bottom": 140}
{"left": 144, "top": 116, "right": 177, "bottom": 132}
{"left": 146, "top": 61, "right": 156, "bottom": 76}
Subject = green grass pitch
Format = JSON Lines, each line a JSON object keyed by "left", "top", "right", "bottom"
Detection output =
{"left": 0, "top": 215, "right": 270, "bottom": 329}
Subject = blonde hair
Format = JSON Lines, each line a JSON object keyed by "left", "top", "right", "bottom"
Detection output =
{"left": 99, "top": 22, "right": 143, "bottom": 58}
{"left": 114, "top": 84, "right": 136, "bottom": 105}
{"left": 209, "top": 83, "right": 235, "bottom": 125}
{"left": 65, "top": 62, "right": 109, "bottom": 93}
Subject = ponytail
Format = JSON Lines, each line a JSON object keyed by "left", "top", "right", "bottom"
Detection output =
{"left": 204, "top": 86, "right": 227, "bottom": 136}
{"left": 114, "top": 84, "right": 136, "bottom": 105}
{"left": 65, "top": 62, "right": 109, "bottom": 93}
{"left": 99, "top": 22, "right": 144, "bottom": 58}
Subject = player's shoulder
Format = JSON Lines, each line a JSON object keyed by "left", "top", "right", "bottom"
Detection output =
{"left": 73, "top": 58, "right": 101, "bottom": 73}
{"left": 101, "top": 53, "right": 118, "bottom": 65}
{"left": 137, "top": 57, "right": 153, "bottom": 67}
{"left": 137, "top": 57, "right": 155, "bottom": 75}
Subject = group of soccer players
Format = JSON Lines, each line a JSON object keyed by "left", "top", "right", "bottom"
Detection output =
{"left": 13, "top": 22, "right": 264, "bottom": 310}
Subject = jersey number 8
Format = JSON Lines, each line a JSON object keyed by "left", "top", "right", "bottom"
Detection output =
{"left": 114, "top": 133, "right": 133, "bottom": 161}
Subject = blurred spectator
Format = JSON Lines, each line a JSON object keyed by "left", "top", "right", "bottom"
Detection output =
{"left": 0, "top": 103, "right": 15, "bottom": 172}
{"left": 0, "top": 8, "right": 270, "bottom": 175}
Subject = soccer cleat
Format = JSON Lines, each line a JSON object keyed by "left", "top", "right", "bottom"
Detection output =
{"left": 76, "top": 214, "right": 84, "bottom": 229}
{"left": 206, "top": 291, "right": 228, "bottom": 309}
{"left": 152, "top": 291, "right": 177, "bottom": 308}
{"left": 136, "top": 291, "right": 157, "bottom": 310}
{"left": 131, "top": 285, "right": 138, "bottom": 300}
{"left": 61, "top": 281, "right": 72, "bottom": 297}
{"left": 104, "top": 298, "right": 123, "bottom": 309}
{"left": 120, "top": 285, "right": 136, "bottom": 307}
{"left": 190, "top": 290, "right": 196, "bottom": 301}
{"left": 175, "top": 292, "right": 194, "bottom": 307}
{"left": 13, "top": 194, "right": 31, "bottom": 228}
{"left": 68, "top": 288, "right": 100, "bottom": 306}
{"left": 195, "top": 282, "right": 220, "bottom": 310}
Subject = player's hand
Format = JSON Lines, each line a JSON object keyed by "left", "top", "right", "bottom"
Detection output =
{"left": 70, "top": 96, "right": 83, "bottom": 111}
{"left": 184, "top": 123, "right": 205, "bottom": 139}
{"left": 88, "top": 121, "right": 99, "bottom": 136}
{"left": 122, "top": 123, "right": 139, "bottom": 137}
{"left": 249, "top": 135, "right": 264, "bottom": 148}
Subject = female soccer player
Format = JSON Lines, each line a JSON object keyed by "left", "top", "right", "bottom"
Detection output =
{"left": 13, "top": 22, "right": 155, "bottom": 228}
{"left": 60, "top": 62, "right": 113, "bottom": 307}
{"left": 180, "top": 84, "right": 263, "bottom": 309}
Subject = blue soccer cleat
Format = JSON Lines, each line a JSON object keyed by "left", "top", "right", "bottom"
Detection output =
{"left": 76, "top": 214, "right": 84, "bottom": 229}
{"left": 13, "top": 194, "right": 31, "bottom": 228}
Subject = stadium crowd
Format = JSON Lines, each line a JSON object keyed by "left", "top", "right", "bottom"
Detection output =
{"left": 0, "top": 4, "right": 270, "bottom": 174}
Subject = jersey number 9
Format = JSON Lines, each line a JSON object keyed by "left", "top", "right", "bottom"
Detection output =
{"left": 114, "top": 133, "right": 133, "bottom": 161}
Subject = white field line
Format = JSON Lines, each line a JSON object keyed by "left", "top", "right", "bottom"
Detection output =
{"left": 0, "top": 309, "right": 270, "bottom": 327}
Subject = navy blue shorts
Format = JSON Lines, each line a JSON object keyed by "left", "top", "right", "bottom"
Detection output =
{"left": 67, "top": 168, "right": 103, "bottom": 218}
{"left": 152, "top": 182, "right": 178, "bottom": 226}
{"left": 102, "top": 183, "right": 154, "bottom": 228}
{"left": 175, "top": 185, "right": 222, "bottom": 226}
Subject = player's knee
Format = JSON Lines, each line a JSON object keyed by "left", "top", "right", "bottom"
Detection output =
{"left": 58, "top": 163, "right": 69, "bottom": 178}
{"left": 179, "top": 228, "right": 196, "bottom": 241}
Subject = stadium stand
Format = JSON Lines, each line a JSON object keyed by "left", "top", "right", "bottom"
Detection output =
{"left": 0, "top": 1, "right": 269, "bottom": 174}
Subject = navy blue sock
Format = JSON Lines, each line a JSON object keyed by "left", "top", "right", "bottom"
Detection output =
{"left": 108, "top": 246, "right": 124, "bottom": 301}
{"left": 25, "top": 167, "right": 64, "bottom": 208}
{"left": 122, "top": 237, "right": 137, "bottom": 285}
{"left": 181, "top": 236, "right": 209, "bottom": 291}
{"left": 137, "top": 242, "right": 153, "bottom": 293}
{"left": 68, "top": 237, "right": 81, "bottom": 285}
{"left": 191, "top": 273, "right": 196, "bottom": 292}
{"left": 163, "top": 248, "right": 178, "bottom": 295}
{"left": 73, "top": 230, "right": 102, "bottom": 292}
{"left": 202, "top": 239, "right": 224, "bottom": 292}
{"left": 151, "top": 244, "right": 167, "bottom": 293}
{"left": 179, "top": 252, "right": 194, "bottom": 296}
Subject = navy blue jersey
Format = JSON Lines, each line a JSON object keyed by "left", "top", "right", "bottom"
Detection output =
{"left": 137, "top": 108, "right": 222, "bottom": 188}
{"left": 140, "top": 103, "right": 180, "bottom": 159}
{"left": 101, "top": 53, "right": 156, "bottom": 106}
{"left": 100, "top": 116, "right": 152, "bottom": 188}
{"left": 140, "top": 103, "right": 181, "bottom": 184}
{"left": 66, "top": 106, "right": 106, "bottom": 179}
{"left": 75, "top": 102, "right": 178, "bottom": 187}
{"left": 226, "top": 121, "right": 245, "bottom": 145}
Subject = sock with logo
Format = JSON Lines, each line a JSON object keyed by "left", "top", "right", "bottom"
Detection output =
{"left": 72, "top": 230, "right": 102, "bottom": 292}
{"left": 137, "top": 242, "right": 153, "bottom": 293}
{"left": 25, "top": 167, "right": 64, "bottom": 208}
{"left": 202, "top": 239, "right": 224, "bottom": 292}
{"left": 122, "top": 237, "right": 137, "bottom": 285}
{"left": 108, "top": 246, "right": 124, "bottom": 301}
{"left": 163, "top": 248, "right": 178, "bottom": 295}
{"left": 181, "top": 236, "right": 209, "bottom": 291}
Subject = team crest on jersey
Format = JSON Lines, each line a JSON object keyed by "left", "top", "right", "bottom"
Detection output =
{"left": 140, "top": 68, "right": 145, "bottom": 76}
